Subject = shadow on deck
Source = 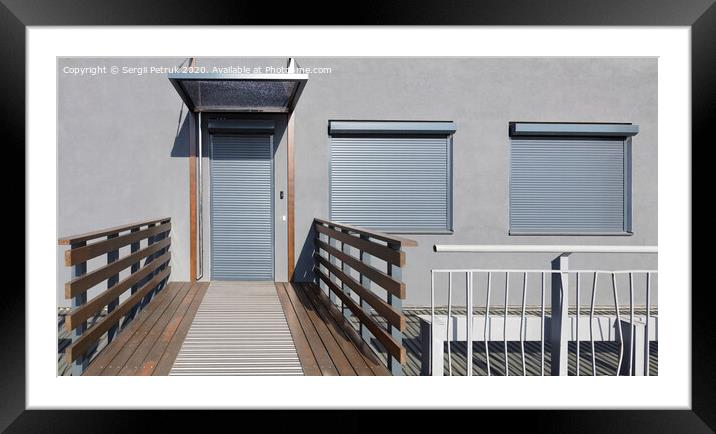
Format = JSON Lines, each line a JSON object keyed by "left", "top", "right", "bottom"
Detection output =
{"left": 59, "top": 282, "right": 657, "bottom": 376}
{"left": 351, "top": 308, "right": 659, "bottom": 376}
{"left": 59, "top": 281, "right": 389, "bottom": 376}
{"left": 276, "top": 282, "right": 390, "bottom": 375}
{"left": 58, "top": 282, "right": 209, "bottom": 376}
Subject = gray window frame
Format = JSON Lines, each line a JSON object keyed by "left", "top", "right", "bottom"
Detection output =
{"left": 508, "top": 122, "right": 638, "bottom": 236}
{"left": 328, "top": 120, "right": 455, "bottom": 234}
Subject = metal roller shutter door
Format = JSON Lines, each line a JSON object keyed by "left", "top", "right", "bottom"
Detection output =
{"left": 210, "top": 134, "right": 273, "bottom": 280}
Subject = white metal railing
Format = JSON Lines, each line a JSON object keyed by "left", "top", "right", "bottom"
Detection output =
{"left": 426, "top": 245, "right": 657, "bottom": 376}
{"left": 434, "top": 245, "right": 658, "bottom": 253}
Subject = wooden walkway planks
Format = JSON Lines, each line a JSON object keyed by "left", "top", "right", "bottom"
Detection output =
{"left": 153, "top": 283, "right": 209, "bottom": 375}
{"left": 276, "top": 282, "right": 390, "bottom": 376}
{"left": 275, "top": 283, "right": 321, "bottom": 375}
{"left": 82, "top": 281, "right": 208, "bottom": 376}
{"left": 169, "top": 282, "right": 303, "bottom": 376}
{"left": 76, "top": 280, "right": 390, "bottom": 376}
{"left": 276, "top": 282, "right": 339, "bottom": 375}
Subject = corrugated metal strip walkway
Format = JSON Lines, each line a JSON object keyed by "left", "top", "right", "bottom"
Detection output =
{"left": 169, "top": 281, "right": 304, "bottom": 376}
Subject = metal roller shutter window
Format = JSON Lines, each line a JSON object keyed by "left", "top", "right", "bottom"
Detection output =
{"left": 510, "top": 138, "right": 628, "bottom": 234}
{"left": 330, "top": 136, "right": 451, "bottom": 232}
{"left": 211, "top": 134, "right": 274, "bottom": 280}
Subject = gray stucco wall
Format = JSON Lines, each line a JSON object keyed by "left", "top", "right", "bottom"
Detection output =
{"left": 291, "top": 57, "right": 657, "bottom": 307}
{"left": 58, "top": 58, "right": 191, "bottom": 307}
{"left": 57, "top": 57, "right": 657, "bottom": 308}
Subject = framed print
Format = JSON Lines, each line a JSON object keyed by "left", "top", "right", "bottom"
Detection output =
{"left": 4, "top": 0, "right": 711, "bottom": 431}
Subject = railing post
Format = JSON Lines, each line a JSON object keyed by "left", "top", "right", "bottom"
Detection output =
{"left": 106, "top": 233, "right": 120, "bottom": 342}
{"left": 314, "top": 227, "right": 326, "bottom": 293}
{"left": 387, "top": 242, "right": 403, "bottom": 376}
{"left": 328, "top": 228, "right": 340, "bottom": 307}
{"left": 550, "top": 253, "right": 570, "bottom": 376}
{"left": 140, "top": 223, "right": 157, "bottom": 308}
{"left": 359, "top": 234, "right": 373, "bottom": 343}
{"left": 123, "top": 227, "right": 142, "bottom": 324}
{"left": 341, "top": 233, "right": 352, "bottom": 319}
{"left": 154, "top": 225, "right": 170, "bottom": 295}
{"left": 70, "top": 241, "right": 88, "bottom": 376}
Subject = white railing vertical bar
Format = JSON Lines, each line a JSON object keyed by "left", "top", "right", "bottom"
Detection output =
{"left": 612, "top": 273, "right": 624, "bottom": 375}
{"left": 629, "top": 272, "right": 635, "bottom": 376}
{"left": 434, "top": 245, "right": 657, "bottom": 253}
{"left": 430, "top": 270, "right": 435, "bottom": 375}
{"left": 466, "top": 271, "right": 473, "bottom": 376}
{"left": 540, "top": 272, "right": 545, "bottom": 376}
{"left": 520, "top": 272, "right": 527, "bottom": 376}
{"left": 446, "top": 272, "right": 453, "bottom": 376}
{"left": 428, "top": 264, "right": 656, "bottom": 377}
{"left": 590, "top": 271, "right": 598, "bottom": 376}
{"left": 576, "top": 272, "right": 581, "bottom": 377}
{"left": 504, "top": 272, "right": 509, "bottom": 376}
{"left": 485, "top": 272, "right": 492, "bottom": 376}
{"left": 645, "top": 272, "right": 651, "bottom": 377}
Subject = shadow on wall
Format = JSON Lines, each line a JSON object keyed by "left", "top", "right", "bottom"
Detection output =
{"left": 294, "top": 225, "right": 316, "bottom": 282}
{"left": 170, "top": 107, "right": 190, "bottom": 158}
{"left": 171, "top": 111, "right": 288, "bottom": 160}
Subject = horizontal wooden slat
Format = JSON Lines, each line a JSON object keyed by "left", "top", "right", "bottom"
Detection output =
{"left": 66, "top": 266, "right": 171, "bottom": 364}
{"left": 315, "top": 238, "right": 405, "bottom": 299}
{"left": 65, "top": 238, "right": 171, "bottom": 298}
{"left": 315, "top": 254, "right": 404, "bottom": 331}
{"left": 66, "top": 267, "right": 171, "bottom": 364}
{"left": 59, "top": 218, "right": 171, "bottom": 245}
{"left": 315, "top": 268, "right": 405, "bottom": 364}
{"left": 314, "top": 218, "right": 417, "bottom": 248}
{"left": 65, "top": 222, "right": 171, "bottom": 266}
{"left": 315, "top": 223, "right": 404, "bottom": 267}
{"left": 65, "top": 251, "right": 171, "bottom": 329}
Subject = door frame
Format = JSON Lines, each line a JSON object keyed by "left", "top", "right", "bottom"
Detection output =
{"left": 190, "top": 113, "right": 294, "bottom": 282}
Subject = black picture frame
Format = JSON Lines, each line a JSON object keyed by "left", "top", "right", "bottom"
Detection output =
{"left": 3, "top": 0, "right": 710, "bottom": 431}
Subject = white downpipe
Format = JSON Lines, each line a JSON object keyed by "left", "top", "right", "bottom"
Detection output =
{"left": 196, "top": 111, "right": 204, "bottom": 280}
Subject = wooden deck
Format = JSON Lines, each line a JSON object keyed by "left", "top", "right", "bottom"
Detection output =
{"left": 276, "top": 282, "right": 390, "bottom": 376}
{"left": 169, "top": 281, "right": 303, "bottom": 376}
{"left": 354, "top": 308, "right": 659, "bottom": 376}
{"left": 82, "top": 281, "right": 208, "bottom": 375}
{"left": 61, "top": 279, "right": 658, "bottom": 376}
{"left": 71, "top": 281, "right": 388, "bottom": 376}
{"left": 59, "top": 218, "right": 412, "bottom": 376}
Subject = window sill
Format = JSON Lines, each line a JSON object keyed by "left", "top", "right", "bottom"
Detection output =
{"left": 384, "top": 230, "right": 454, "bottom": 236}
{"left": 509, "top": 231, "right": 634, "bottom": 236}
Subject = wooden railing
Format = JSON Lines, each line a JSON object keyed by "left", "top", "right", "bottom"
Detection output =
{"left": 313, "top": 218, "right": 417, "bottom": 375}
{"left": 59, "top": 218, "right": 172, "bottom": 375}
